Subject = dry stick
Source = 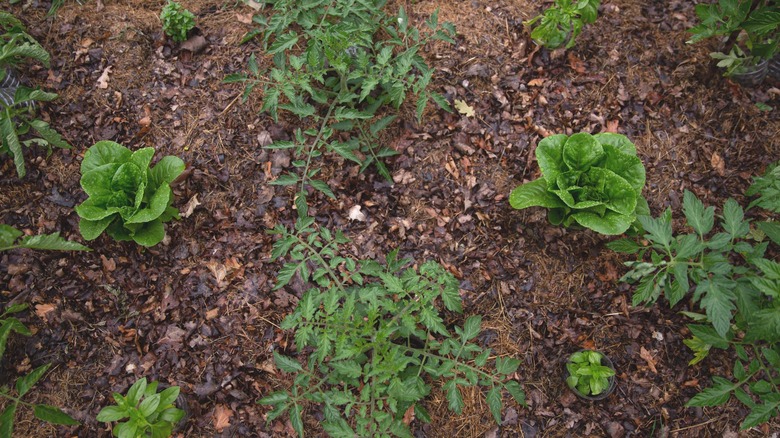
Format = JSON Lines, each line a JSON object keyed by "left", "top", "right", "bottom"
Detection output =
{"left": 669, "top": 415, "right": 727, "bottom": 433}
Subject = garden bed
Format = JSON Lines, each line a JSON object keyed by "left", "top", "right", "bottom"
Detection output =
{"left": 1, "top": 0, "right": 779, "bottom": 436}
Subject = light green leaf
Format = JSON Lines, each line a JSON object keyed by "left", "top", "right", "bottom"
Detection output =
{"left": 683, "top": 190, "right": 714, "bottom": 235}
{"left": 18, "top": 232, "right": 90, "bottom": 251}
{"left": 33, "top": 404, "right": 79, "bottom": 425}
{"left": 16, "top": 363, "right": 50, "bottom": 397}
{"left": 686, "top": 376, "right": 734, "bottom": 406}
{"left": 1, "top": 402, "right": 17, "bottom": 437}
{"left": 486, "top": 386, "right": 502, "bottom": 424}
{"left": 96, "top": 405, "right": 128, "bottom": 422}
{"left": 509, "top": 178, "right": 566, "bottom": 210}
{"left": 274, "top": 352, "right": 303, "bottom": 373}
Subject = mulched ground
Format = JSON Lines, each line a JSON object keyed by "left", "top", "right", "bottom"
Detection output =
{"left": 1, "top": 0, "right": 779, "bottom": 436}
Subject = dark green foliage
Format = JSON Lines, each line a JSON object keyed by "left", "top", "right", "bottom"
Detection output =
{"left": 565, "top": 350, "right": 615, "bottom": 396}
{"left": 258, "top": 218, "right": 525, "bottom": 437}
{"left": 226, "top": 0, "right": 455, "bottom": 215}
{"left": 509, "top": 132, "right": 648, "bottom": 235}
{"left": 0, "top": 305, "right": 79, "bottom": 437}
{"left": 75, "top": 141, "right": 185, "bottom": 247}
{"left": 525, "top": 0, "right": 600, "bottom": 49}
{"left": 0, "top": 12, "right": 70, "bottom": 178}
{"left": 96, "top": 378, "right": 185, "bottom": 438}
{"left": 687, "top": 0, "right": 780, "bottom": 77}
{"left": 0, "top": 223, "right": 90, "bottom": 252}
{"left": 609, "top": 162, "right": 780, "bottom": 429}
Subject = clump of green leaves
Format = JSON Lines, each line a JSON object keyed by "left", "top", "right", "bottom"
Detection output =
{"left": 259, "top": 217, "right": 525, "bottom": 437}
{"left": 687, "top": 0, "right": 779, "bottom": 77}
{"left": 0, "top": 12, "right": 71, "bottom": 178}
{"left": 608, "top": 162, "right": 780, "bottom": 429}
{"left": 524, "top": 0, "right": 600, "bottom": 49}
{"left": 1, "top": 304, "right": 80, "bottom": 436}
{"left": 160, "top": 1, "right": 195, "bottom": 43}
{"left": 96, "top": 377, "right": 185, "bottom": 438}
{"left": 565, "top": 350, "right": 615, "bottom": 397}
{"left": 75, "top": 141, "right": 185, "bottom": 247}
{"left": 226, "top": 0, "right": 455, "bottom": 216}
{"left": 509, "top": 132, "right": 648, "bottom": 235}
{"left": 0, "top": 223, "right": 90, "bottom": 252}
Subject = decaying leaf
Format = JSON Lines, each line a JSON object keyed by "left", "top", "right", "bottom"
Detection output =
{"left": 35, "top": 303, "right": 56, "bottom": 320}
{"left": 181, "top": 194, "right": 201, "bottom": 218}
{"left": 96, "top": 66, "right": 112, "bottom": 89}
{"left": 213, "top": 404, "right": 233, "bottom": 432}
{"left": 711, "top": 152, "right": 725, "bottom": 176}
{"left": 454, "top": 99, "right": 475, "bottom": 118}
{"left": 348, "top": 204, "right": 366, "bottom": 221}
{"left": 640, "top": 346, "right": 658, "bottom": 373}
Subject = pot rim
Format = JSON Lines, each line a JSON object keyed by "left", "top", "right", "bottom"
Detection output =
{"left": 563, "top": 349, "right": 617, "bottom": 401}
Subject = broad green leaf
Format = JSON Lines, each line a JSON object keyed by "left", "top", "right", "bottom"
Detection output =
{"left": 756, "top": 221, "right": 780, "bottom": 245}
{"left": 687, "top": 324, "right": 730, "bottom": 349}
{"left": 683, "top": 190, "right": 714, "bottom": 235}
{"left": 81, "top": 141, "right": 131, "bottom": 173}
{"left": 444, "top": 381, "right": 464, "bottom": 414}
{"left": 741, "top": 399, "right": 780, "bottom": 430}
{"left": 606, "top": 238, "right": 641, "bottom": 254}
{"left": 157, "top": 386, "right": 180, "bottom": 409}
{"left": 0, "top": 224, "right": 23, "bottom": 248}
{"left": 96, "top": 405, "right": 128, "bottom": 422}
{"left": 127, "top": 378, "right": 148, "bottom": 406}
{"left": 28, "top": 119, "right": 70, "bottom": 149}
{"left": 562, "top": 132, "right": 603, "bottom": 171}
{"left": 698, "top": 278, "right": 736, "bottom": 338}
{"left": 19, "top": 232, "right": 90, "bottom": 251}
{"left": 593, "top": 132, "right": 637, "bottom": 155}
{"left": 290, "top": 404, "right": 303, "bottom": 438}
{"left": 33, "top": 404, "right": 79, "bottom": 425}
{"left": 571, "top": 209, "right": 635, "bottom": 235}
{"left": 535, "top": 134, "right": 568, "bottom": 183}
{"left": 78, "top": 216, "right": 115, "bottom": 241}
{"left": 599, "top": 144, "right": 645, "bottom": 193}
{"left": 461, "top": 315, "right": 482, "bottom": 342}
{"left": 138, "top": 393, "right": 161, "bottom": 417}
{"left": 274, "top": 352, "right": 303, "bottom": 373}
{"left": 486, "top": 386, "right": 502, "bottom": 424}
{"left": 148, "top": 155, "right": 185, "bottom": 190}
{"left": 1, "top": 402, "right": 18, "bottom": 437}
{"left": 509, "top": 178, "right": 566, "bottom": 209}
{"left": 686, "top": 376, "right": 734, "bottom": 406}
{"left": 495, "top": 356, "right": 521, "bottom": 375}
{"left": 258, "top": 391, "right": 289, "bottom": 405}
{"left": 503, "top": 380, "right": 526, "bottom": 406}
{"left": 722, "top": 198, "right": 748, "bottom": 239}
{"left": 16, "top": 363, "right": 50, "bottom": 396}
{"left": 639, "top": 210, "right": 673, "bottom": 248}
{"left": 130, "top": 219, "right": 165, "bottom": 247}
{"left": 1, "top": 113, "right": 26, "bottom": 177}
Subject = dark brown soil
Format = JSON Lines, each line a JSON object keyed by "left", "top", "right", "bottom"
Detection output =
{"left": 1, "top": 0, "right": 779, "bottom": 437}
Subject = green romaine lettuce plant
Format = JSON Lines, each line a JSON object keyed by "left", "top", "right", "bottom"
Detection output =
{"left": 524, "top": 0, "right": 600, "bottom": 49}
{"left": 509, "top": 132, "right": 647, "bottom": 235}
{"left": 75, "top": 141, "right": 185, "bottom": 247}
{"left": 96, "top": 377, "right": 185, "bottom": 438}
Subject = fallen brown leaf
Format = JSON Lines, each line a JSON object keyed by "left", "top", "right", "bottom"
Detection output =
{"left": 640, "top": 346, "right": 658, "bottom": 373}
{"left": 213, "top": 404, "right": 233, "bottom": 432}
{"left": 35, "top": 303, "right": 56, "bottom": 320}
{"left": 711, "top": 152, "right": 725, "bottom": 176}
{"left": 567, "top": 52, "right": 587, "bottom": 74}
{"left": 181, "top": 194, "right": 201, "bottom": 218}
{"left": 96, "top": 66, "right": 112, "bottom": 89}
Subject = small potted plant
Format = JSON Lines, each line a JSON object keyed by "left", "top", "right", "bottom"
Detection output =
{"left": 687, "top": 0, "right": 780, "bottom": 86}
{"left": 564, "top": 350, "right": 616, "bottom": 400}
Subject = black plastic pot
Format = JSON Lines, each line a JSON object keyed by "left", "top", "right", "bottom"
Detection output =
{"left": 731, "top": 58, "right": 769, "bottom": 87}
{"left": 563, "top": 350, "right": 617, "bottom": 401}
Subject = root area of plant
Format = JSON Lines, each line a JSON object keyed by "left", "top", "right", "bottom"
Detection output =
{"left": 1, "top": 0, "right": 778, "bottom": 437}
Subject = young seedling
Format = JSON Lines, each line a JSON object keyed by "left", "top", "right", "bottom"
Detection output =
{"left": 565, "top": 350, "right": 616, "bottom": 398}
{"left": 97, "top": 378, "right": 185, "bottom": 438}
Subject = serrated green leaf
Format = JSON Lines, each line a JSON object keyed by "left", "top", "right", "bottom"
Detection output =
{"left": 683, "top": 190, "right": 714, "bottom": 235}
{"left": 33, "top": 404, "right": 79, "bottom": 425}
{"left": 274, "top": 352, "right": 303, "bottom": 373}
{"left": 486, "top": 386, "right": 502, "bottom": 424}
{"left": 444, "top": 381, "right": 464, "bottom": 414}
{"left": 606, "top": 238, "right": 641, "bottom": 254}
{"left": 1, "top": 402, "right": 17, "bottom": 437}
{"left": 16, "top": 363, "right": 50, "bottom": 397}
